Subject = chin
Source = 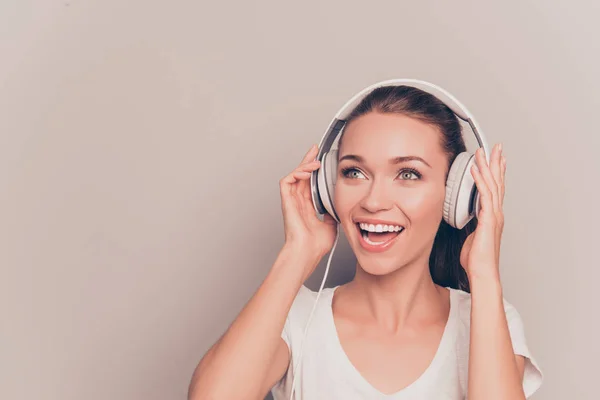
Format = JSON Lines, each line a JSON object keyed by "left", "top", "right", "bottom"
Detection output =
{"left": 354, "top": 255, "right": 404, "bottom": 276}
{"left": 347, "top": 238, "right": 407, "bottom": 276}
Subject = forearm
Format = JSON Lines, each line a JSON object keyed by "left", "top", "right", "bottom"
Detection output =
{"left": 188, "top": 245, "right": 319, "bottom": 400}
{"left": 467, "top": 274, "right": 525, "bottom": 400}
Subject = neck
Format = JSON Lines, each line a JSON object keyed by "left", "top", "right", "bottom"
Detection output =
{"left": 347, "top": 255, "right": 448, "bottom": 334}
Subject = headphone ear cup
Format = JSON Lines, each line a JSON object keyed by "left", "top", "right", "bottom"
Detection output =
{"left": 443, "top": 152, "right": 478, "bottom": 229}
{"left": 316, "top": 149, "right": 340, "bottom": 222}
{"left": 328, "top": 149, "right": 338, "bottom": 187}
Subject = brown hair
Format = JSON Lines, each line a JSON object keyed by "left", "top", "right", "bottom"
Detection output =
{"left": 340, "top": 85, "right": 476, "bottom": 292}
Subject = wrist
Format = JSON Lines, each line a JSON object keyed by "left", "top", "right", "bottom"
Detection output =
{"left": 283, "top": 240, "right": 325, "bottom": 263}
{"left": 467, "top": 263, "right": 501, "bottom": 284}
{"left": 468, "top": 269, "right": 503, "bottom": 297}
{"left": 275, "top": 242, "right": 322, "bottom": 281}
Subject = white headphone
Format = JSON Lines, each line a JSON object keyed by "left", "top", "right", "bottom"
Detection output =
{"left": 288, "top": 79, "right": 490, "bottom": 399}
{"left": 311, "top": 78, "right": 491, "bottom": 230}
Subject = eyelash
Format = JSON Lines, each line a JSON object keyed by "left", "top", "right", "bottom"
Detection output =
{"left": 340, "top": 166, "right": 422, "bottom": 180}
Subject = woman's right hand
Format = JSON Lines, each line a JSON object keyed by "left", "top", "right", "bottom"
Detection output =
{"left": 279, "top": 144, "right": 338, "bottom": 272}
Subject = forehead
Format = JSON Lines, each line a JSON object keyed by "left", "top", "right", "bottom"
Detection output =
{"left": 339, "top": 112, "right": 445, "bottom": 162}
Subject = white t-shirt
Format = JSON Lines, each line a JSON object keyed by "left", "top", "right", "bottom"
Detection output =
{"left": 271, "top": 285, "right": 542, "bottom": 399}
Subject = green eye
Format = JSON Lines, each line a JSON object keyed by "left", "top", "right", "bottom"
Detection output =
{"left": 341, "top": 167, "right": 366, "bottom": 179}
{"left": 340, "top": 167, "right": 422, "bottom": 180}
{"left": 399, "top": 169, "right": 421, "bottom": 180}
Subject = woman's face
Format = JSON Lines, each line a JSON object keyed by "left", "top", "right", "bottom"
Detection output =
{"left": 334, "top": 111, "right": 450, "bottom": 276}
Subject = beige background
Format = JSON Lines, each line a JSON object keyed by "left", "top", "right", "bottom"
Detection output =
{"left": 2, "top": 1, "right": 599, "bottom": 399}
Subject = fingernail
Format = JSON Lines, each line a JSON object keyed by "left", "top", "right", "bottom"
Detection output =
{"left": 499, "top": 143, "right": 503, "bottom": 153}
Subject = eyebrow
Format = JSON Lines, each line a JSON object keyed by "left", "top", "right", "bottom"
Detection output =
{"left": 339, "top": 154, "right": 432, "bottom": 168}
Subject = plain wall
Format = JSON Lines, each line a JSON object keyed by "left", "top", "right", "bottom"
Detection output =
{"left": 2, "top": 1, "right": 599, "bottom": 399}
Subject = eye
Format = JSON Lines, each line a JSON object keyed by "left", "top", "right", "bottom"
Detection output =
{"left": 398, "top": 168, "right": 422, "bottom": 180}
{"left": 341, "top": 167, "right": 366, "bottom": 180}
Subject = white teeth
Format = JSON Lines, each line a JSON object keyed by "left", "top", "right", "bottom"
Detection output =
{"left": 359, "top": 222, "right": 404, "bottom": 233}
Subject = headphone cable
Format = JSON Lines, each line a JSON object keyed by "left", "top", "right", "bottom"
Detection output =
{"left": 288, "top": 223, "right": 340, "bottom": 399}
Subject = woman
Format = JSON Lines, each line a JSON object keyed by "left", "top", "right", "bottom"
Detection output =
{"left": 188, "top": 85, "right": 543, "bottom": 399}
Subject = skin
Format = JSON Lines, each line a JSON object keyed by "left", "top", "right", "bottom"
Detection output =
{"left": 331, "top": 111, "right": 526, "bottom": 398}
{"left": 331, "top": 112, "right": 457, "bottom": 393}
{"left": 188, "top": 111, "right": 527, "bottom": 400}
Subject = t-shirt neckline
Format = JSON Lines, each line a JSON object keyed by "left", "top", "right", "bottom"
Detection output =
{"left": 324, "top": 285, "right": 459, "bottom": 398}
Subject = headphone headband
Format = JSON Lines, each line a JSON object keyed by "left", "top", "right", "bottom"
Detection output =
{"left": 311, "top": 78, "right": 490, "bottom": 218}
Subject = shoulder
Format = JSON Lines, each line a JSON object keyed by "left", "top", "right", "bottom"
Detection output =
{"left": 288, "top": 285, "right": 318, "bottom": 321}
{"left": 449, "top": 287, "right": 543, "bottom": 398}
{"left": 450, "top": 287, "right": 523, "bottom": 327}
{"left": 450, "top": 287, "right": 528, "bottom": 357}
{"left": 292, "top": 284, "right": 318, "bottom": 305}
{"left": 281, "top": 285, "right": 328, "bottom": 347}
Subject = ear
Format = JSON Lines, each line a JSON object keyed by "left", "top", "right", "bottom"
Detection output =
{"left": 316, "top": 149, "right": 340, "bottom": 222}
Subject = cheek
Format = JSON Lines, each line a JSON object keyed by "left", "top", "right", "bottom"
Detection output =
{"left": 333, "top": 181, "right": 445, "bottom": 217}
{"left": 333, "top": 182, "right": 352, "bottom": 212}
{"left": 333, "top": 181, "right": 368, "bottom": 217}
{"left": 396, "top": 185, "right": 446, "bottom": 221}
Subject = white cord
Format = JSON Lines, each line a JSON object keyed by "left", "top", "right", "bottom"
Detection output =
{"left": 288, "top": 223, "right": 340, "bottom": 400}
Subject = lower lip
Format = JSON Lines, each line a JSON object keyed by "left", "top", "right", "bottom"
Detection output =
{"left": 356, "top": 224, "right": 404, "bottom": 253}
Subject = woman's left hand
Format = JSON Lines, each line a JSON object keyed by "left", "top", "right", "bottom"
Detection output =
{"left": 460, "top": 143, "right": 507, "bottom": 281}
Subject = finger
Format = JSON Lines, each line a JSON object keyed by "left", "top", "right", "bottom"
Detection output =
{"left": 291, "top": 149, "right": 319, "bottom": 197}
{"left": 293, "top": 171, "right": 311, "bottom": 180}
{"left": 296, "top": 159, "right": 321, "bottom": 172}
{"left": 299, "top": 144, "right": 318, "bottom": 166}
{"left": 301, "top": 171, "right": 314, "bottom": 202}
{"left": 295, "top": 160, "right": 320, "bottom": 197}
{"left": 280, "top": 170, "right": 310, "bottom": 198}
{"left": 281, "top": 155, "right": 320, "bottom": 205}
{"left": 296, "top": 170, "right": 320, "bottom": 217}
{"left": 290, "top": 170, "right": 311, "bottom": 197}
{"left": 471, "top": 163, "right": 492, "bottom": 218}
{"left": 500, "top": 155, "right": 506, "bottom": 203}
{"left": 475, "top": 147, "right": 500, "bottom": 213}
{"left": 489, "top": 144, "right": 503, "bottom": 201}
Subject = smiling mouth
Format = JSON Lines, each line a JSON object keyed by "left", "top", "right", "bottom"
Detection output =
{"left": 356, "top": 222, "right": 405, "bottom": 246}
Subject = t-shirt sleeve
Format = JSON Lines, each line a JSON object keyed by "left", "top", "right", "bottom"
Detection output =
{"left": 280, "top": 285, "right": 316, "bottom": 349}
{"left": 272, "top": 285, "right": 316, "bottom": 397}
{"left": 504, "top": 299, "right": 543, "bottom": 398}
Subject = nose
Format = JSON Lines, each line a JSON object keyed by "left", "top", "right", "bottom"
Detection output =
{"left": 359, "top": 178, "right": 394, "bottom": 213}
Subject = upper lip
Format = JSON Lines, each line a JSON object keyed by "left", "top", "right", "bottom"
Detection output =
{"left": 353, "top": 218, "right": 405, "bottom": 227}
